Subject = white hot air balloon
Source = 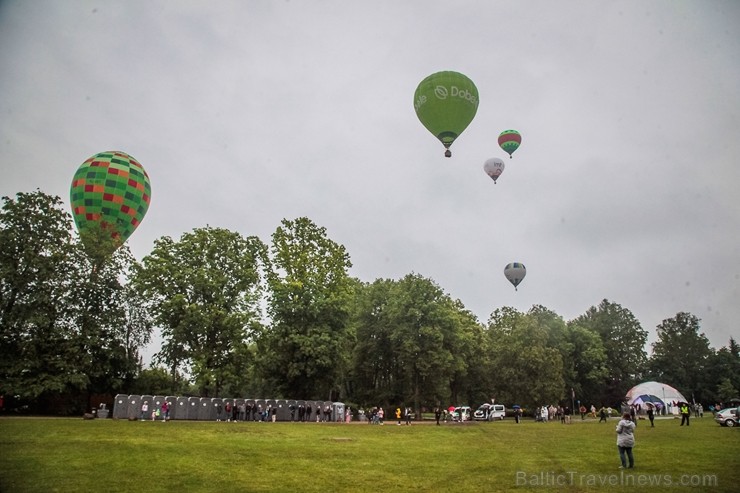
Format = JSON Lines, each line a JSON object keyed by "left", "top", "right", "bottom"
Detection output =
{"left": 504, "top": 262, "right": 526, "bottom": 291}
{"left": 483, "top": 158, "right": 505, "bottom": 184}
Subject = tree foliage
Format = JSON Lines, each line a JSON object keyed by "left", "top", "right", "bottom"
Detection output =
{"left": 132, "top": 226, "right": 266, "bottom": 397}
{"left": 3, "top": 190, "right": 737, "bottom": 415}
{"left": 350, "top": 275, "right": 483, "bottom": 413}
{"left": 0, "top": 191, "right": 149, "bottom": 412}
{"left": 0, "top": 191, "right": 81, "bottom": 401}
{"left": 256, "top": 217, "right": 353, "bottom": 400}
{"left": 486, "top": 307, "right": 565, "bottom": 407}
{"left": 570, "top": 299, "right": 648, "bottom": 404}
{"left": 647, "top": 312, "right": 714, "bottom": 402}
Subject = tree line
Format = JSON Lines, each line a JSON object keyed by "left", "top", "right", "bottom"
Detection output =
{"left": 1, "top": 191, "right": 738, "bottom": 415}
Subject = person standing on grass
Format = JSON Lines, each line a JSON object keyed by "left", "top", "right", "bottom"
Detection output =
{"left": 616, "top": 412, "right": 636, "bottom": 469}
{"left": 579, "top": 404, "right": 587, "bottom": 420}
{"left": 647, "top": 405, "right": 655, "bottom": 427}
{"left": 405, "top": 407, "right": 412, "bottom": 425}
{"left": 435, "top": 407, "right": 442, "bottom": 425}
{"left": 140, "top": 400, "right": 149, "bottom": 421}
{"left": 680, "top": 402, "right": 690, "bottom": 426}
{"left": 395, "top": 407, "right": 402, "bottom": 425}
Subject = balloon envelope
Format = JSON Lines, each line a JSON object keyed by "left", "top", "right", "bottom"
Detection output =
{"left": 70, "top": 151, "right": 151, "bottom": 253}
{"left": 504, "top": 262, "right": 526, "bottom": 290}
{"left": 414, "top": 71, "right": 479, "bottom": 156}
{"left": 483, "top": 158, "right": 505, "bottom": 183}
{"left": 498, "top": 130, "right": 521, "bottom": 158}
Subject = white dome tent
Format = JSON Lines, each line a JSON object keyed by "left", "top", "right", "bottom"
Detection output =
{"left": 625, "top": 381, "right": 688, "bottom": 415}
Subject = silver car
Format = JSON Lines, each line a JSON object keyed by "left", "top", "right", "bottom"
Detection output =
{"left": 714, "top": 408, "right": 738, "bottom": 427}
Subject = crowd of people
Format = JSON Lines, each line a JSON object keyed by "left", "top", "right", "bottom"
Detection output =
{"left": 134, "top": 395, "right": 733, "bottom": 430}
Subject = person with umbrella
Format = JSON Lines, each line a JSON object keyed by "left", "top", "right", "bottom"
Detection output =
{"left": 646, "top": 403, "right": 655, "bottom": 427}
{"left": 513, "top": 405, "right": 522, "bottom": 424}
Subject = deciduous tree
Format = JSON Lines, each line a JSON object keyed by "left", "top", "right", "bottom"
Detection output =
{"left": 132, "top": 227, "right": 266, "bottom": 396}
{"left": 257, "top": 217, "right": 353, "bottom": 400}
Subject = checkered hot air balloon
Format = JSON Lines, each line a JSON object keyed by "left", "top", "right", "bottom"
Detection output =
{"left": 498, "top": 130, "right": 521, "bottom": 158}
{"left": 70, "top": 151, "right": 151, "bottom": 255}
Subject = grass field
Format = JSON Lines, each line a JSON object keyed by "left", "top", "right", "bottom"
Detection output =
{"left": 1, "top": 415, "right": 738, "bottom": 492}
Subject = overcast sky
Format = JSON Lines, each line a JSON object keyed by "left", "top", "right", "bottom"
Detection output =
{"left": 2, "top": 0, "right": 739, "bottom": 359}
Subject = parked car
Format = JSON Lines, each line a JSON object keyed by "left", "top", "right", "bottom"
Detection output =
{"left": 452, "top": 406, "right": 472, "bottom": 422}
{"left": 714, "top": 408, "right": 738, "bottom": 427}
{"left": 473, "top": 403, "right": 506, "bottom": 421}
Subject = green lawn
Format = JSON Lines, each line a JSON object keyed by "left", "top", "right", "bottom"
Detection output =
{"left": 1, "top": 415, "right": 738, "bottom": 492}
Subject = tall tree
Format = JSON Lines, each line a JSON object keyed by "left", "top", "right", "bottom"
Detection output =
{"left": 350, "top": 278, "right": 398, "bottom": 405}
{"left": 0, "top": 191, "right": 149, "bottom": 412}
{"left": 257, "top": 217, "right": 353, "bottom": 400}
{"left": 562, "top": 324, "right": 609, "bottom": 407}
{"left": 446, "top": 299, "right": 490, "bottom": 408}
{"left": 68, "top": 244, "right": 150, "bottom": 399}
{"left": 0, "top": 191, "right": 81, "bottom": 403}
{"left": 351, "top": 275, "right": 483, "bottom": 412}
{"left": 647, "top": 312, "right": 714, "bottom": 403}
{"left": 571, "top": 299, "right": 648, "bottom": 405}
{"left": 486, "top": 307, "right": 565, "bottom": 407}
{"left": 527, "top": 305, "right": 608, "bottom": 407}
{"left": 132, "top": 227, "right": 266, "bottom": 396}
{"left": 387, "top": 274, "right": 466, "bottom": 411}
{"left": 705, "top": 338, "right": 740, "bottom": 404}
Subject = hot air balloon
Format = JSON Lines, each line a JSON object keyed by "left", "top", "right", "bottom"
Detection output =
{"left": 504, "top": 262, "right": 526, "bottom": 291}
{"left": 498, "top": 130, "right": 521, "bottom": 158}
{"left": 414, "top": 71, "right": 479, "bottom": 157}
{"left": 70, "top": 151, "right": 151, "bottom": 257}
{"left": 483, "top": 158, "right": 505, "bottom": 184}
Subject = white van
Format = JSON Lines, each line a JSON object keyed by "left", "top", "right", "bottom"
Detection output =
{"left": 452, "top": 406, "right": 472, "bottom": 422}
{"left": 473, "top": 403, "right": 506, "bottom": 421}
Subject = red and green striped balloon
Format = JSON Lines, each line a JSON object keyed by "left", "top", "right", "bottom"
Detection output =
{"left": 70, "top": 151, "right": 151, "bottom": 253}
{"left": 498, "top": 129, "right": 521, "bottom": 158}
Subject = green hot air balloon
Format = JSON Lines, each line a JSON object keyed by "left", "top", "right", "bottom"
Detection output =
{"left": 70, "top": 151, "right": 151, "bottom": 256}
{"left": 414, "top": 71, "right": 479, "bottom": 157}
{"left": 498, "top": 129, "right": 521, "bottom": 158}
